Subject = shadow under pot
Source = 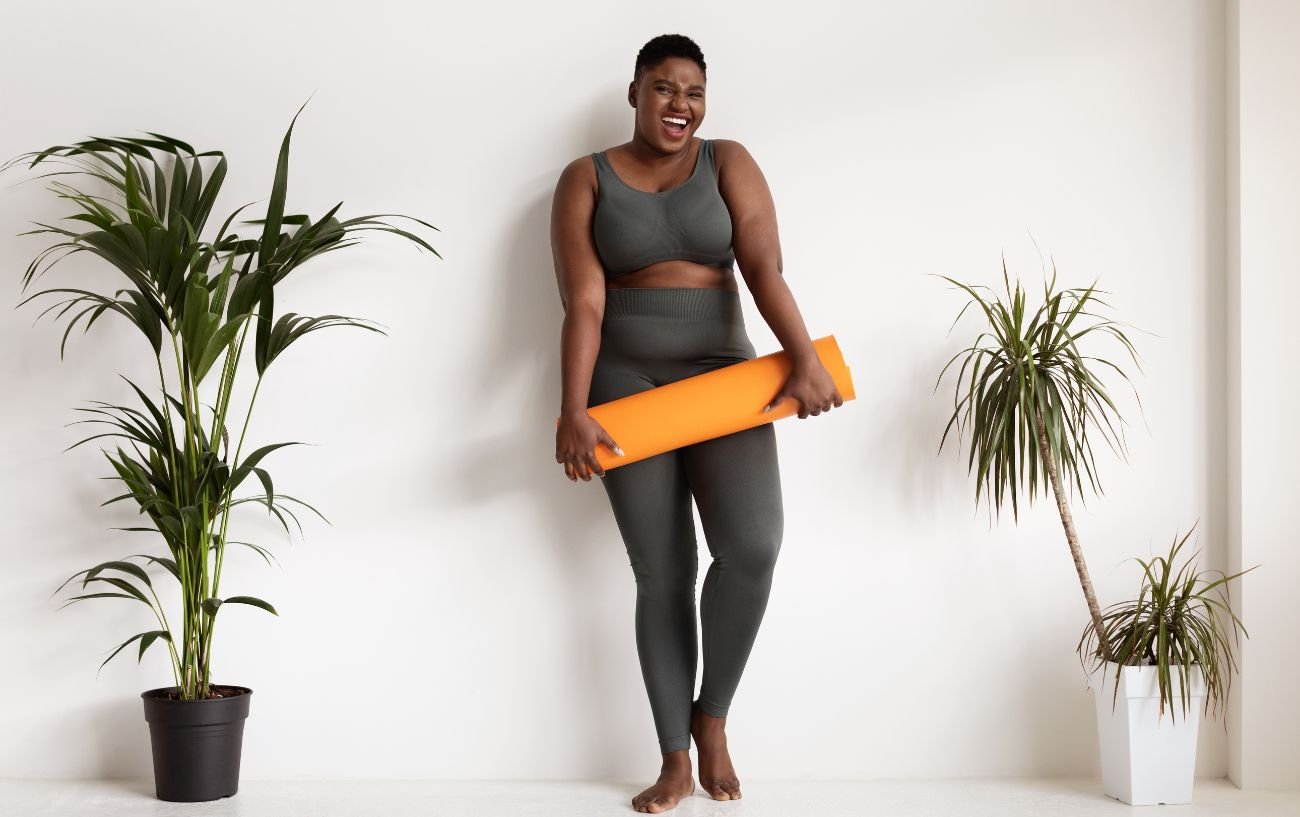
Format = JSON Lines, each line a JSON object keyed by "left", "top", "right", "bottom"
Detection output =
{"left": 140, "top": 685, "right": 252, "bottom": 802}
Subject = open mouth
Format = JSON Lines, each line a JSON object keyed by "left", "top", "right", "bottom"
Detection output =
{"left": 661, "top": 116, "right": 689, "bottom": 137}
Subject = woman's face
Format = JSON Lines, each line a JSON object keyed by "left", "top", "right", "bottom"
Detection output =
{"left": 629, "top": 56, "right": 706, "bottom": 151}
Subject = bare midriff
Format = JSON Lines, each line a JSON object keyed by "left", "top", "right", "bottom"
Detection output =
{"left": 605, "top": 258, "right": 739, "bottom": 293}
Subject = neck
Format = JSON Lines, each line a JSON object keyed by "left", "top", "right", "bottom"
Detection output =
{"left": 627, "top": 132, "right": 693, "bottom": 165}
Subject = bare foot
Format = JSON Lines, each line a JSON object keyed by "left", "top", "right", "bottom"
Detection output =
{"left": 691, "top": 699, "right": 741, "bottom": 800}
{"left": 632, "top": 749, "right": 695, "bottom": 813}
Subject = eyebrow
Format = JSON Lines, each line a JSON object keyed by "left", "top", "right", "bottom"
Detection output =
{"left": 652, "top": 79, "right": 705, "bottom": 91}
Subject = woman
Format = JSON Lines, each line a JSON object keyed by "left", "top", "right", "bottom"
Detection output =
{"left": 550, "top": 34, "right": 842, "bottom": 813}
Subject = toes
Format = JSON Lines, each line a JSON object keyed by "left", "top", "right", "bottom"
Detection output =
{"left": 702, "top": 778, "right": 742, "bottom": 800}
{"left": 634, "top": 788, "right": 690, "bottom": 813}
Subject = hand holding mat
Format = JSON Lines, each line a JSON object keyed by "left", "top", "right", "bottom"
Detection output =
{"left": 556, "top": 334, "right": 855, "bottom": 471}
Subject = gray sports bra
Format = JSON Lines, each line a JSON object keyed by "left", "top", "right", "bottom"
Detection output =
{"left": 590, "top": 139, "right": 736, "bottom": 277}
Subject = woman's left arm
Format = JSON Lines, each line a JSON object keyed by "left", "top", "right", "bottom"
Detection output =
{"left": 716, "top": 139, "right": 843, "bottom": 418}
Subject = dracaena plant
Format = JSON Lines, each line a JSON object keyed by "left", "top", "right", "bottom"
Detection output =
{"left": 1077, "top": 520, "right": 1255, "bottom": 721}
{"left": 3, "top": 103, "right": 439, "bottom": 700}
{"left": 932, "top": 258, "right": 1144, "bottom": 663}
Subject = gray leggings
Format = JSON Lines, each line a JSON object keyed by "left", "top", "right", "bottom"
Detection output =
{"left": 589, "top": 287, "right": 784, "bottom": 754}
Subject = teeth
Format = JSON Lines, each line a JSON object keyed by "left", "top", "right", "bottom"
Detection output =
{"left": 662, "top": 117, "right": 688, "bottom": 126}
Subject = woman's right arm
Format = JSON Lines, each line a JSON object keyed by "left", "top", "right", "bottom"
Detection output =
{"left": 550, "top": 157, "right": 623, "bottom": 481}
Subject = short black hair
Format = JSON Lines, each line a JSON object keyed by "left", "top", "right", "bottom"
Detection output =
{"left": 634, "top": 34, "right": 707, "bottom": 84}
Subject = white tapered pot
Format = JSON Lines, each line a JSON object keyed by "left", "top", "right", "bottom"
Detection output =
{"left": 1086, "top": 660, "right": 1207, "bottom": 805}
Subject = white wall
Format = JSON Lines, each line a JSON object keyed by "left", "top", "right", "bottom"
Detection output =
{"left": 0, "top": 0, "right": 1274, "bottom": 784}
{"left": 1228, "top": 0, "right": 1300, "bottom": 790}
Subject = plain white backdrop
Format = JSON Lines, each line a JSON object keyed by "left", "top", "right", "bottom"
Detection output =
{"left": 0, "top": 0, "right": 1293, "bottom": 788}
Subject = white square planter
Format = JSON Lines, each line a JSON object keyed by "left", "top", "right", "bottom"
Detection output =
{"left": 1086, "top": 660, "right": 1207, "bottom": 805}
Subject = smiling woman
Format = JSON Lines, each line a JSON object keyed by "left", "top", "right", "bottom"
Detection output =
{"left": 549, "top": 32, "right": 843, "bottom": 815}
{"left": 648, "top": 76, "right": 702, "bottom": 140}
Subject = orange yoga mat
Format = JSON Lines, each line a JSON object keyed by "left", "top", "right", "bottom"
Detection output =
{"left": 556, "top": 334, "right": 855, "bottom": 471}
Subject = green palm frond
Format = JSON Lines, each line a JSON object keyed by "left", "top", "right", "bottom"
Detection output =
{"left": 7, "top": 101, "right": 439, "bottom": 699}
{"left": 1077, "top": 521, "right": 1257, "bottom": 722}
{"left": 933, "top": 256, "right": 1145, "bottom": 523}
{"left": 933, "top": 253, "right": 1152, "bottom": 664}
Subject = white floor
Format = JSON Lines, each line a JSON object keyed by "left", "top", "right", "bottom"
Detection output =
{"left": 2, "top": 778, "right": 1298, "bottom": 816}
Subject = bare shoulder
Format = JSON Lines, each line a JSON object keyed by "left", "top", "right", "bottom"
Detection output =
{"left": 713, "top": 139, "right": 770, "bottom": 186}
{"left": 710, "top": 139, "right": 764, "bottom": 180}
{"left": 710, "top": 138, "right": 747, "bottom": 153}
{"left": 556, "top": 153, "right": 598, "bottom": 189}
{"left": 710, "top": 138, "right": 758, "bottom": 163}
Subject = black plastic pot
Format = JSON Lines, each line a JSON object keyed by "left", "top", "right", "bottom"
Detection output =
{"left": 140, "top": 685, "right": 252, "bottom": 802}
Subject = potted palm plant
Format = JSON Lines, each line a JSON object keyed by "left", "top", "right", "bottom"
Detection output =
{"left": 4, "top": 102, "right": 439, "bottom": 801}
{"left": 1078, "top": 521, "right": 1253, "bottom": 805}
{"left": 931, "top": 256, "right": 1250, "bottom": 804}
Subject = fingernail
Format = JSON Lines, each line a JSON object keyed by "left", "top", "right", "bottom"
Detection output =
{"left": 615, "top": 447, "right": 625, "bottom": 456}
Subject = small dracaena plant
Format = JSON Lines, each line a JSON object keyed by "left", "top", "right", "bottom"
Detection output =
{"left": 1078, "top": 520, "right": 1256, "bottom": 723}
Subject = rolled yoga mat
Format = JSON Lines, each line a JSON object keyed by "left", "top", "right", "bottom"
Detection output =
{"left": 556, "top": 334, "right": 855, "bottom": 471}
